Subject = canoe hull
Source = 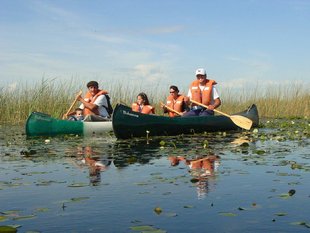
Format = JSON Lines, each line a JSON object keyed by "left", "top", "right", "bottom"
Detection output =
{"left": 26, "top": 112, "right": 112, "bottom": 137}
{"left": 112, "top": 104, "right": 259, "bottom": 139}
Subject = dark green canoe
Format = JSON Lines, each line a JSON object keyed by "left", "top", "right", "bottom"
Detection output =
{"left": 112, "top": 104, "right": 259, "bottom": 139}
{"left": 26, "top": 112, "right": 112, "bottom": 137}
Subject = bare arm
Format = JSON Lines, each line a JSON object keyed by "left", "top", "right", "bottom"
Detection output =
{"left": 77, "top": 95, "right": 98, "bottom": 111}
{"left": 208, "top": 98, "right": 221, "bottom": 110}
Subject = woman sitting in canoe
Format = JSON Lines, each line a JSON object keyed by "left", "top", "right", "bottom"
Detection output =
{"left": 132, "top": 92, "right": 155, "bottom": 114}
{"left": 162, "top": 85, "right": 189, "bottom": 117}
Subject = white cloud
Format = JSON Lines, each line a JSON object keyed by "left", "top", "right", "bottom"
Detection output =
{"left": 146, "top": 25, "right": 185, "bottom": 34}
{"left": 131, "top": 63, "right": 166, "bottom": 84}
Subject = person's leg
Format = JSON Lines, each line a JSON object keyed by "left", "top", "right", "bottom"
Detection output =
{"left": 182, "top": 109, "right": 200, "bottom": 117}
{"left": 83, "top": 114, "right": 92, "bottom": 122}
{"left": 89, "top": 115, "right": 110, "bottom": 121}
{"left": 199, "top": 110, "right": 214, "bottom": 116}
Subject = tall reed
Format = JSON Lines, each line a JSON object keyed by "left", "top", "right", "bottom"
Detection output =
{"left": 0, "top": 78, "right": 309, "bottom": 124}
{"left": 220, "top": 82, "right": 309, "bottom": 118}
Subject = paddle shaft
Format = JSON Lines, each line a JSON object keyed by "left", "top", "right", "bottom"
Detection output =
{"left": 190, "top": 100, "right": 229, "bottom": 117}
{"left": 190, "top": 99, "right": 253, "bottom": 130}
{"left": 160, "top": 102, "right": 182, "bottom": 116}
{"left": 63, "top": 90, "right": 83, "bottom": 119}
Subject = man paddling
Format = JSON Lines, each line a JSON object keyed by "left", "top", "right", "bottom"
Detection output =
{"left": 65, "top": 81, "right": 113, "bottom": 121}
{"left": 183, "top": 68, "right": 221, "bottom": 117}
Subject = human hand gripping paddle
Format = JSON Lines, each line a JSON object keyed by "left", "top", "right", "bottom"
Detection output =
{"left": 190, "top": 100, "right": 253, "bottom": 130}
{"left": 160, "top": 102, "right": 182, "bottom": 116}
{"left": 62, "top": 90, "right": 83, "bottom": 119}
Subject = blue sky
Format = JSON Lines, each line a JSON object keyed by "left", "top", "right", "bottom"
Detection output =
{"left": 1, "top": 0, "right": 309, "bottom": 92}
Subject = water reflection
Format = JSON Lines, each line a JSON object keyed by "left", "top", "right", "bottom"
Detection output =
{"left": 76, "top": 146, "right": 111, "bottom": 186}
{"left": 169, "top": 154, "right": 221, "bottom": 199}
{"left": 112, "top": 140, "right": 163, "bottom": 168}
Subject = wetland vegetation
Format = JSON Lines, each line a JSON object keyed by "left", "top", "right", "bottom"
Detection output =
{"left": 0, "top": 79, "right": 309, "bottom": 232}
{"left": 0, "top": 79, "right": 309, "bottom": 123}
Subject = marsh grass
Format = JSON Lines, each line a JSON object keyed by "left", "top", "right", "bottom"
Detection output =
{"left": 0, "top": 79, "right": 309, "bottom": 123}
{"left": 221, "top": 83, "right": 309, "bottom": 118}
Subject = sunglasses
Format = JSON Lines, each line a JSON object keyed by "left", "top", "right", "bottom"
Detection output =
{"left": 170, "top": 91, "right": 176, "bottom": 93}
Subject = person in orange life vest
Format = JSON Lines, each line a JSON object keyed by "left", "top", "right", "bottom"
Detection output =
{"left": 131, "top": 92, "right": 155, "bottom": 114}
{"left": 169, "top": 155, "right": 220, "bottom": 174}
{"left": 183, "top": 68, "right": 221, "bottom": 117}
{"left": 80, "top": 146, "right": 111, "bottom": 186}
{"left": 168, "top": 154, "right": 220, "bottom": 199}
{"left": 77, "top": 81, "right": 113, "bottom": 121}
{"left": 162, "top": 85, "right": 189, "bottom": 117}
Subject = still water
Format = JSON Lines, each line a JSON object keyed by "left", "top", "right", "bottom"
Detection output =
{"left": 0, "top": 123, "right": 309, "bottom": 233}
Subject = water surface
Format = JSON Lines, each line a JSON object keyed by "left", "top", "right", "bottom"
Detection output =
{"left": 0, "top": 123, "right": 309, "bottom": 233}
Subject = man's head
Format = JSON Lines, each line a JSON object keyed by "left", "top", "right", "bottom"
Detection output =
{"left": 86, "top": 81, "right": 99, "bottom": 96}
{"left": 87, "top": 81, "right": 99, "bottom": 88}
{"left": 195, "top": 68, "right": 207, "bottom": 84}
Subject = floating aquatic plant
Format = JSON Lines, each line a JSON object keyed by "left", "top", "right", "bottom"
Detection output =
{"left": 219, "top": 212, "right": 237, "bottom": 217}
{"left": 0, "top": 226, "right": 17, "bottom": 233}
{"left": 291, "top": 221, "right": 310, "bottom": 228}
{"left": 67, "top": 182, "right": 88, "bottom": 187}
{"left": 130, "top": 225, "right": 166, "bottom": 233}
{"left": 153, "top": 207, "right": 162, "bottom": 215}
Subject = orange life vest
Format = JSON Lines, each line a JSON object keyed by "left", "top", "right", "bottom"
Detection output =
{"left": 83, "top": 89, "right": 108, "bottom": 115}
{"left": 189, "top": 79, "right": 217, "bottom": 106}
{"left": 131, "top": 103, "right": 155, "bottom": 114}
{"left": 166, "top": 95, "right": 188, "bottom": 117}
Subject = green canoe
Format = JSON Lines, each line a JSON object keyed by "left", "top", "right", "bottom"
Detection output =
{"left": 26, "top": 112, "right": 112, "bottom": 137}
{"left": 112, "top": 103, "right": 259, "bottom": 139}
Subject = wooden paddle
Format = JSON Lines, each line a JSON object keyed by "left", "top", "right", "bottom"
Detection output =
{"left": 190, "top": 100, "right": 253, "bottom": 130}
{"left": 62, "top": 90, "right": 83, "bottom": 119}
{"left": 160, "top": 102, "right": 182, "bottom": 116}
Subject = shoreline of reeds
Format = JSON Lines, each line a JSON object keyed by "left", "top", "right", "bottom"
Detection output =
{"left": 0, "top": 78, "right": 309, "bottom": 124}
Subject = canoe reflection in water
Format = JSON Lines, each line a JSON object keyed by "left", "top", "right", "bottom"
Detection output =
{"left": 77, "top": 146, "right": 111, "bottom": 186}
{"left": 169, "top": 154, "right": 221, "bottom": 199}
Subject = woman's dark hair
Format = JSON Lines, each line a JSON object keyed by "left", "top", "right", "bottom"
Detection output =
{"left": 137, "top": 92, "right": 150, "bottom": 105}
{"left": 169, "top": 85, "right": 179, "bottom": 92}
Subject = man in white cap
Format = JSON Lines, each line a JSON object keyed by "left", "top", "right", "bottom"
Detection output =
{"left": 183, "top": 68, "right": 221, "bottom": 116}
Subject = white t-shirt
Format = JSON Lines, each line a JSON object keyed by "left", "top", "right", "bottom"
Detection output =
{"left": 187, "top": 85, "right": 220, "bottom": 105}
{"left": 80, "top": 95, "right": 110, "bottom": 117}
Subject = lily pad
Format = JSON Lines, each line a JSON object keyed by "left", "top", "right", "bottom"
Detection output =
{"left": 130, "top": 225, "right": 157, "bottom": 231}
{"left": 0, "top": 216, "right": 7, "bottom": 222}
{"left": 70, "top": 197, "right": 90, "bottom": 202}
{"left": 34, "top": 208, "right": 49, "bottom": 212}
{"left": 154, "top": 207, "right": 162, "bottom": 215}
{"left": 0, "top": 226, "right": 17, "bottom": 233}
{"left": 275, "top": 212, "right": 287, "bottom": 216}
{"left": 67, "top": 183, "right": 88, "bottom": 187}
{"left": 291, "top": 221, "right": 310, "bottom": 228}
{"left": 165, "top": 212, "right": 177, "bottom": 217}
{"left": 219, "top": 212, "right": 237, "bottom": 217}
{"left": 12, "top": 214, "right": 36, "bottom": 220}
{"left": 0, "top": 211, "right": 21, "bottom": 217}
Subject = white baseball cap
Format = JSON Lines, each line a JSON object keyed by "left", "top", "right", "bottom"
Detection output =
{"left": 195, "top": 68, "right": 206, "bottom": 76}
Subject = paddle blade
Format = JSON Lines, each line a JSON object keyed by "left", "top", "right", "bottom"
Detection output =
{"left": 230, "top": 115, "right": 253, "bottom": 130}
